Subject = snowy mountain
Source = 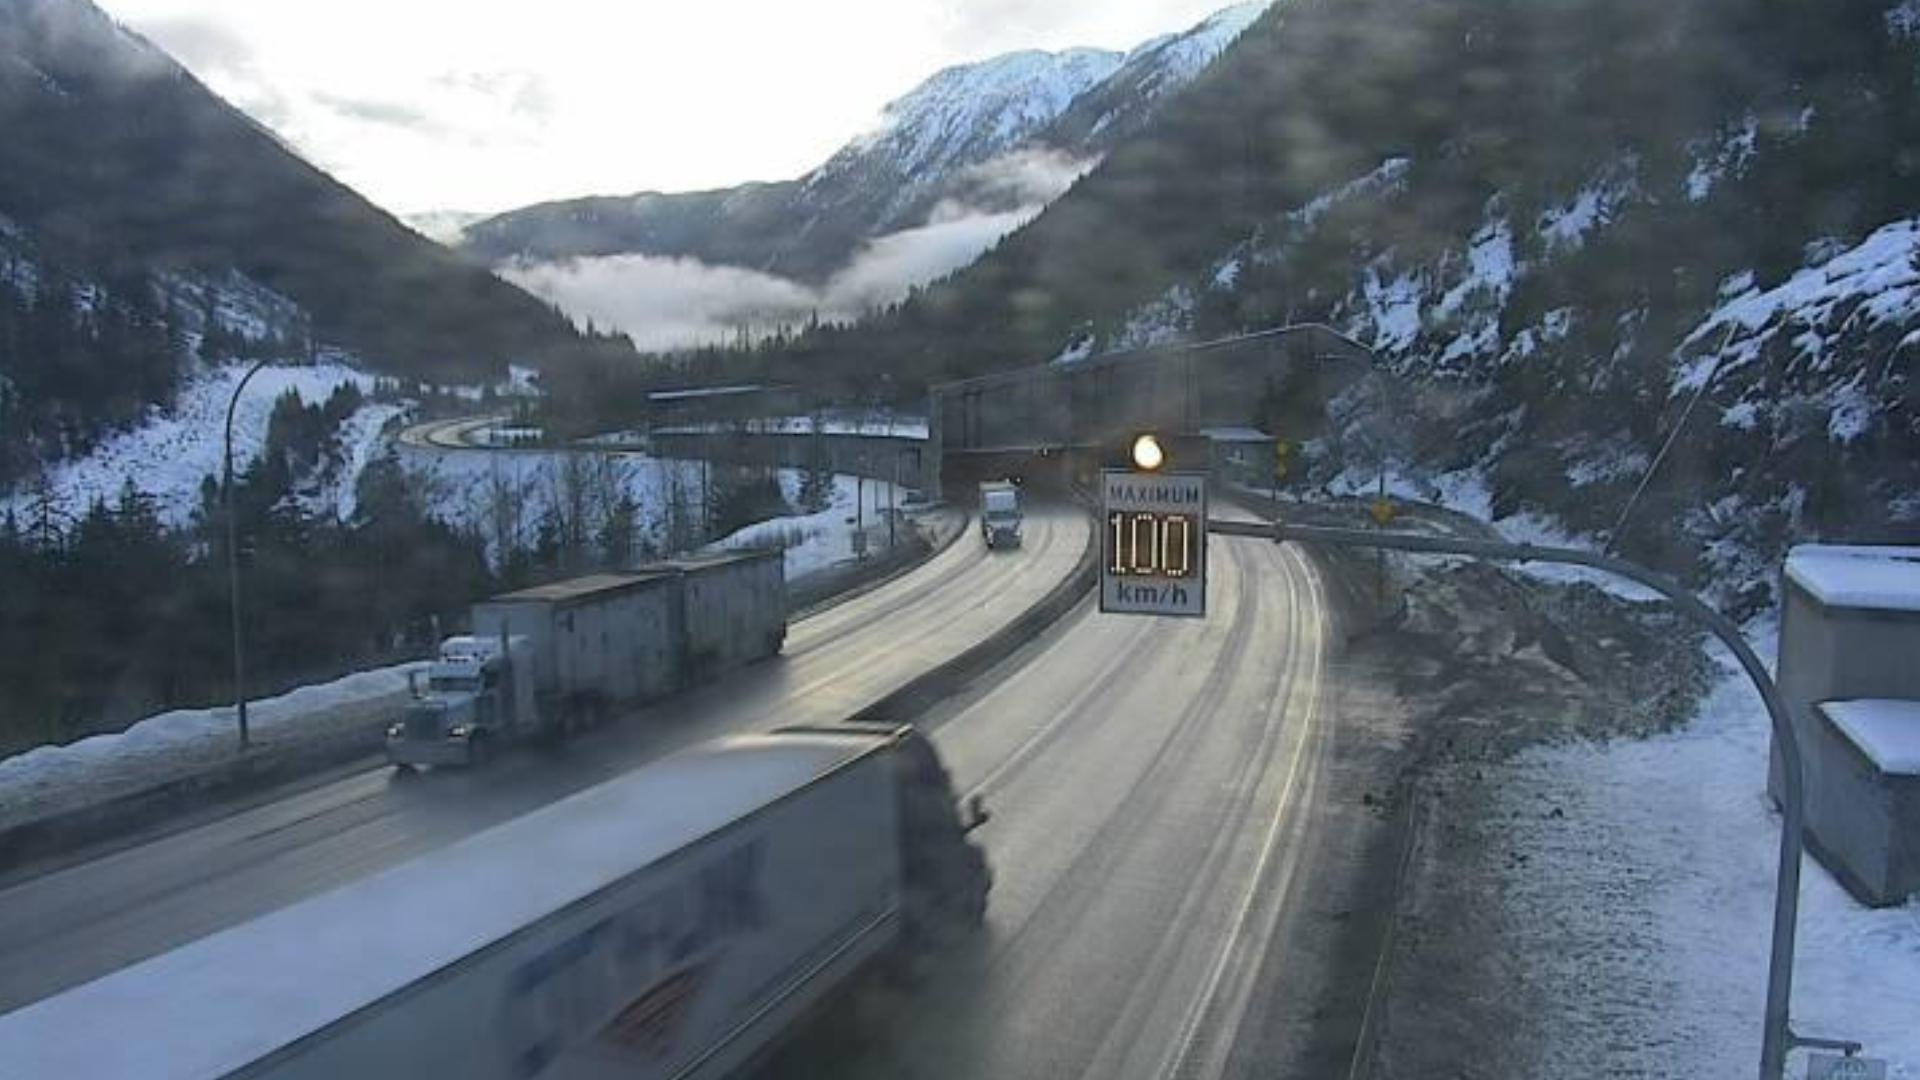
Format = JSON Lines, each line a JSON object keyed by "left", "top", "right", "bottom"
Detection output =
{"left": 802, "top": 47, "right": 1124, "bottom": 231}
{"left": 458, "top": 3, "right": 1274, "bottom": 294}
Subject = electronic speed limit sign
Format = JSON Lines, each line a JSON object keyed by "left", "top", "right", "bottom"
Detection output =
{"left": 1101, "top": 469, "right": 1208, "bottom": 618}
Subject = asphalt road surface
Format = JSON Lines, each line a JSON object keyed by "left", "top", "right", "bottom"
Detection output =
{"left": 764, "top": 509, "right": 1355, "bottom": 1080}
{"left": 0, "top": 505, "right": 1089, "bottom": 1013}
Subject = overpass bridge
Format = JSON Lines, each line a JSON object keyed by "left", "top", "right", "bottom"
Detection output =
{"left": 927, "top": 324, "right": 1372, "bottom": 496}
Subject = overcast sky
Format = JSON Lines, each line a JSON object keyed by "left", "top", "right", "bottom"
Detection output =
{"left": 95, "top": 0, "right": 1236, "bottom": 216}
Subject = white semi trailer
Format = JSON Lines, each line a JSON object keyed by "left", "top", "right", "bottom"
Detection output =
{"left": 0, "top": 724, "right": 991, "bottom": 1080}
{"left": 389, "top": 563, "right": 786, "bottom": 770}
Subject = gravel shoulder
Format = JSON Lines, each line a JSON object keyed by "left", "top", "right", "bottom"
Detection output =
{"left": 1336, "top": 549, "right": 1714, "bottom": 1079}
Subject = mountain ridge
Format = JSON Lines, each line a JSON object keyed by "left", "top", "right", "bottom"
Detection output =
{"left": 0, "top": 0, "right": 594, "bottom": 384}
{"left": 452, "top": 3, "right": 1273, "bottom": 287}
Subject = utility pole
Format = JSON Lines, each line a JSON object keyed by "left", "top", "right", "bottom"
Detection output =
{"left": 889, "top": 451, "right": 900, "bottom": 550}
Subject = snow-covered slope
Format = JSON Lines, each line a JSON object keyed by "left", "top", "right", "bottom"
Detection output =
{"left": 3, "top": 358, "right": 399, "bottom": 530}
{"left": 839, "top": 47, "right": 1122, "bottom": 177}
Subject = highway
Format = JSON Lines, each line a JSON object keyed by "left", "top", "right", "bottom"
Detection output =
{"left": 0, "top": 505, "right": 1089, "bottom": 1013}
{"left": 0, "top": 497, "right": 1375, "bottom": 1080}
{"left": 765, "top": 509, "right": 1349, "bottom": 1080}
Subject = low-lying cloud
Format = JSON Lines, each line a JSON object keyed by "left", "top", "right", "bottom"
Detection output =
{"left": 502, "top": 255, "right": 820, "bottom": 353}
{"left": 501, "top": 148, "right": 1098, "bottom": 353}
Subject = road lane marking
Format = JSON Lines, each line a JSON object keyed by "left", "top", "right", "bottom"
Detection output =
{"left": 1158, "top": 543, "right": 1328, "bottom": 1080}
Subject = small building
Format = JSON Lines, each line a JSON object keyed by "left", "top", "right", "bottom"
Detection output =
{"left": 1770, "top": 545, "right": 1920, "bottom": 906}
{"left": 1199, "top": 427, "right": 1277, "bottom": 488}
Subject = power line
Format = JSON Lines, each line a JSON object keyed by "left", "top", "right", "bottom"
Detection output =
{"left": 1606, "top": 323, "right": 1739, "bottom": 555}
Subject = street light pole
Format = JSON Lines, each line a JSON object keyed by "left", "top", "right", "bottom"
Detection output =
{"left": 223, "top": 358, "right": 271, "bottom": 750}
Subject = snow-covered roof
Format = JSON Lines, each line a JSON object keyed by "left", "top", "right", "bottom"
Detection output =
{"left": 1819, "top": 700, "right": 1920, "bottom": 775}
{"left": 1784, "top": 545, "right": 1920, "bottom": 613}
{"left": 1199, "top": 426, "right": 1273, "bottom": 443}
{"left": 0, "top": 731, "right": 891, "bottom": 1080}
{"left": 645, "top": 384, "right": 766, "bottom": 402}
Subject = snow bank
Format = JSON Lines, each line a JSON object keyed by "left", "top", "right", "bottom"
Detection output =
{"left": 0, "top": 661, "right": 425, "bottom": 827}
{"left": 1491, "top": 622, "right": 1920, "bottom": 1074}
{"left": 708, "top": 472, "right": 903, "bottom": 581}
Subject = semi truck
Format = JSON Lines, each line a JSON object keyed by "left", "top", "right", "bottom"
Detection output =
{"left": 388, "top": 554, "right": 786, "bottom": 770}
{"left": 0, "top": 724, "right": 992, "bottom": 1080}
{"left": 388, "top": 573, "right": 684, "bottom": 769}
{"left": 979, "top": 480, "right": 1023, "bottom": 549}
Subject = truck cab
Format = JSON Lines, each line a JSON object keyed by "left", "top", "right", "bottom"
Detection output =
{"left": 980, "top": 480, "right": 1023, "bottom": 550}
{"left": 386, "top": 635, "right": 533, "bottom": 770}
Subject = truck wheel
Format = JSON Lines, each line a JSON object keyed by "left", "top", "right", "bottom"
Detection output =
{"left": 391, "top": 763, "right": 418, "bottom": 780}
{"left": 468, "top": 736, "right": 492, "bottom": 769}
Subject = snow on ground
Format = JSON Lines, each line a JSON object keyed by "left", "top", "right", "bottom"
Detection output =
{"left": 1893, "top": 0, "right": 1920, "bottom": 37}
{"left": 1358, "top": 265, "right": 1426, "bottom": 353}
{"left": 708, "top": 471, "right": 904, "bottom": 580}
{"left": 1289, "top": 156, "right": 1411, "bottom": 229}
{"left": 326, "top": 403, "right": 409, "bottom": 522}
{"left": 395, "top": 442, "right": 705, "bottom": 563}
{"left": 1324, "top": 464, "right": 1666, "bottom": 600}
{"left": 1687, "top": 114, "right": 1759, "bottom": 202}
{"left": 0, "top": 463, "right": 907, "bottom": 825}
{"left": 1, "top": 359, "right": 386, "bottom": 530}
{"left": 1564, "top": 436, "right": 1652, "bottom": 488}
{"left": 1677, "top": 217, "right": 1920, "bottom": 393}
{"left": 1489, "top": 619, "right": 1920, "bottom": 1076}
{"left": 1051, "top": 334, "right": 1097, "bottom": 366}
{"left": 1537, "top": 164, "right": 1635, "bottom": 252}
{"left": 644, "top": 414, "right": 930, "bottom": 439}
{"left": 1112, "top": 284, "right": 1196, "bottom": 352}
{"left": 0, "top": 661, "right": 425, "bottom": 830}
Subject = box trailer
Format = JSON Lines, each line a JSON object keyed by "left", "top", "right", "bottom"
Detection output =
{"left": 657, "top": 550, "right": 786, "bottom": 681}
{"left": 0, "top": 725, "right": 991, "bottom": 1080}
{"left": 388, "top": 573, "right": 683, "bottom": 768}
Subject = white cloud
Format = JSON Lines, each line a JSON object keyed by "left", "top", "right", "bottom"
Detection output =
{"left": 500, "top": 255, "right": 819, "bottom": 353}
{"left": 826, "top": 207, "right": 1035, "bottom": 312}
{"left": 97, "top": 0, "right": 1224, "bottom": 214}
{"left": 499, "top": 147, "right": 1097, "bottom": 350}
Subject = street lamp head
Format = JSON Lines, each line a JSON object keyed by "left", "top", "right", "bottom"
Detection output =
{"left": 1132, "top": 433, "right": 1165, "bottom": 472}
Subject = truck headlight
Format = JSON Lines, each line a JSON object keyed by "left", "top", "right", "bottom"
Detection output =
{"left": 448, "top": 724, "right": 472, "bottom": 739}
{"left": 386, "top": 723, "right": 405, "bottom": 739}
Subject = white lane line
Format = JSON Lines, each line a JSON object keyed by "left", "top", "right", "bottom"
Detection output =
{"left": 1158, "top": 543, "right": 1329, "bottom": 1080}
